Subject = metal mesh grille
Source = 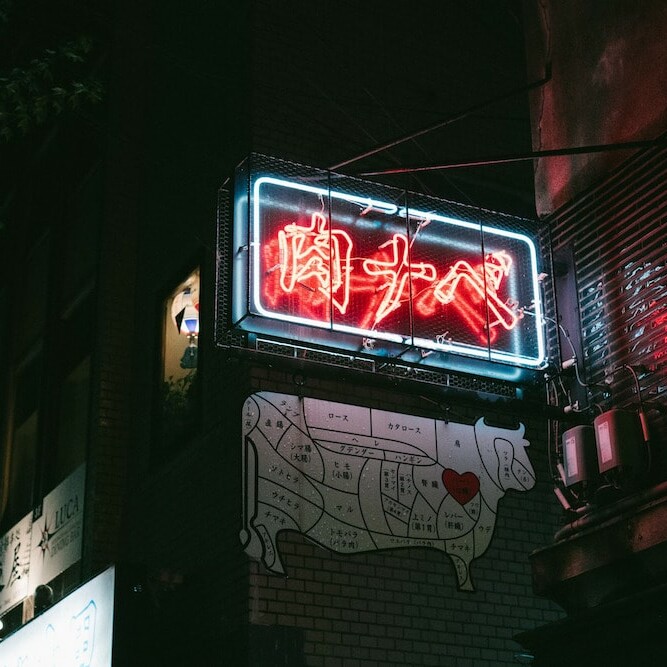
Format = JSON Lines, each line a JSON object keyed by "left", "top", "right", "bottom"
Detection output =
{"left": 253, "top": 337, "right": 517, "bottom": 397}
{"left": 256, "top": 338, "right": 375, "bottom": 372}
{"left": 215, "top": 187, "right": 232, "bottom": 339}
{"left": 216, "top": 153, "right": 544, "bottom": 397}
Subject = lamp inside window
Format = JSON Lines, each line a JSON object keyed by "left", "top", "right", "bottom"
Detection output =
{"left": 160, "top": 268, "right": 201, "bottom": 454}
{"left": 166, "top": 270, "right": 200, "bottom": 374}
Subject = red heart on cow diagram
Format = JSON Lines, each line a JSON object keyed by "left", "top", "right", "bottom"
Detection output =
{"left": 442, "top": 468, "right": 480, "bottom": 505}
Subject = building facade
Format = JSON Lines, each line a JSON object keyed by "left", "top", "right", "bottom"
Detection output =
{"left": 0, "top": 1, "right": 665, "bottom": 665}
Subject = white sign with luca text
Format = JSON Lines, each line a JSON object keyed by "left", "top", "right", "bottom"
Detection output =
{"left": 29, "top": 463, "right": 85, "bottom": 593}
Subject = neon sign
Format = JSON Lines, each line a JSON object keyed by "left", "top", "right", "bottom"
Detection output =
{"left": 232, "top": 163, "right": 547, "bottom": 373}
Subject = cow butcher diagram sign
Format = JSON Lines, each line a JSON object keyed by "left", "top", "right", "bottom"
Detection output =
{"left": 241, "top": 391, "right": 535, "bottom": 591}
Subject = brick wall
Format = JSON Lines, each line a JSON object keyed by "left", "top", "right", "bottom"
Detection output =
{"left": 117, "top": 2, "right": 563, "bottom": 664}
{"left": 224, "top": 4, "right": 565, "bottom": 660}
{"left": 237, "top": 367, "right": 562, "bottom": 666}
{"left": 120, "top": 329, "right": 562, "bottom": 666}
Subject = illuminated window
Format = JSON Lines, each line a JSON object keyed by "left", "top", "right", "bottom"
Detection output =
{"left": 158, "top": 268, "right": 201, "bottom": 455}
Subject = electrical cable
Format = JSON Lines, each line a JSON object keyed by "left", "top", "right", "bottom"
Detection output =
{"left": 525, "top": 307, "right": 606, "bottom": 398}
{"left": 357, "top": 139, "right": 664, "bottom": 177}
{"left": 329, "top": 66, "right": 552, "bottom": 171}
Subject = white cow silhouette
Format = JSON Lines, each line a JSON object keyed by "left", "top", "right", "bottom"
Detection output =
{"left": 240, "top": 392, "right": 535, "bottom": 591}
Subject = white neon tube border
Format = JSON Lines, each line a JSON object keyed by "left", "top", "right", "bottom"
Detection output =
{"left": 250, "top": 176, "right": 547, "bottom": 368}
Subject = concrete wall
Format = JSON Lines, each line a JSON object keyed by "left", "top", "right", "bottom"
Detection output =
{"left": 523, "top": 0, "right": 667, "bottom": 215}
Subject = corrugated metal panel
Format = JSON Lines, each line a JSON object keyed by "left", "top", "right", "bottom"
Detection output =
{"left": 546, "top": 140, "right": 667, "bottom": 455}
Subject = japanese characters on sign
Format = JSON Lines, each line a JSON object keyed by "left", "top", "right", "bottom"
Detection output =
{"left": 0, "top": 512, "right": 31, "bottom": 615}
{"left": 231, "top": 159, "right": 547, "bottom": 373}
{"left": 0, "top": 464, "right": 85, "bottom": 617}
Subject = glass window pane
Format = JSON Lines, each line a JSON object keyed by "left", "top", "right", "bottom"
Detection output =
{"left": 4, "top": 351, "right": 41, "bottom": 527}
{"left": 7, "top": 412, "right": 38, "bottom": 518}
{"left": 54, "top": 357, "right": 90, "bottom": 484}
{"left": 61, "top": 167, "right": 101, "bottom": 306}
{"left": 14, "top": 238, "right": 49, "bottom": 358}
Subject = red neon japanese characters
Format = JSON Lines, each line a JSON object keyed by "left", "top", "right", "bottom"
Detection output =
{"left": 362, "top": 233, "right": 437, "bottom": 328}
{"left": 263, "top": 215, "right": 522, "bottom": 341}
{"left": 432, "top": 251, "right": 520, "bottom": 344}
{"left": 277, "top": 213, "right": 353, "bottom": 316}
